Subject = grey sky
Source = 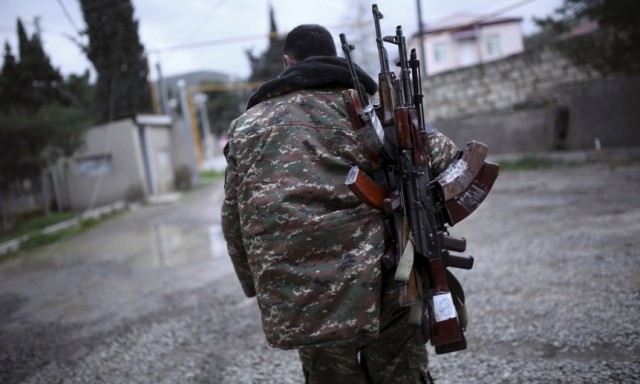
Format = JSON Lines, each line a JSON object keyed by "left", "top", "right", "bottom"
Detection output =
{"left": 0, "top": 0, "right": 563, "bottom": 80}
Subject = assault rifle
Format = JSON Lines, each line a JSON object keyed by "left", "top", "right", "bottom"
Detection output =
{"left": 372, "top": 4, "right": 396, "bottom": 126}
{"left": 383, "top": 24, "right": 466, "bottom": 351}
{"left": 340, "top": 4, "right": 499, "bottom": 355}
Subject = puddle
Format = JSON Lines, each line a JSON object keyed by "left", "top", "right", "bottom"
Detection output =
{"left": 1, "top": 221, "right": 229, "bottom": 275}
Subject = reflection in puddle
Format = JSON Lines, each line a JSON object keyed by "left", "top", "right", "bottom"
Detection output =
{"left": 3, "top": 221, "right": 229, "bottom": 274}
{"left": 130, "top": 222, "right": 227, "bottom": 270}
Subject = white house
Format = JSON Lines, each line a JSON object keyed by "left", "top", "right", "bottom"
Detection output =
{"left": 410, "top": 13, "right": 524, "bottom": 76}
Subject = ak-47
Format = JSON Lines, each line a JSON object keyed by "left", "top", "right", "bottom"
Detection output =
{"left": 372, "top": 4, "right": 396, "bottom": 126}
{"left": 383, "top": 25, "right": 466, "bottom": 351}
{"left": 340, "top": 3, "right": 499, "bottom": 355}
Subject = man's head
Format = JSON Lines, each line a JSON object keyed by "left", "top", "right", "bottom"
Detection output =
{"left": 283, "top": 24, "right": 337, "bottom": 68}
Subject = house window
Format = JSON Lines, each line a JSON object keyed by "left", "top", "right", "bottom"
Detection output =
{"left": 433, "top": 42, "right": 449, "bottom": 63}
{"left": 76, "top": 155, "right": 113, "bottom": 177}
{"left": 459, "top": 38, "right": 477, "bottom": 66}
{"left": 486, "top": 34, "right": 501, "bottom": 56}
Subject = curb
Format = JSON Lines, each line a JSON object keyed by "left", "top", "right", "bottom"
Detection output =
{"left": 0, "top": 201, "right": 126, "bottom": 256}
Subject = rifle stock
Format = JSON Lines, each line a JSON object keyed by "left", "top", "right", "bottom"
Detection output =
{"left": 377, "top": 73, "right": 396, "bottom": 126}
{"left": 342, "top": 88, "right": 363, "bottom": 131}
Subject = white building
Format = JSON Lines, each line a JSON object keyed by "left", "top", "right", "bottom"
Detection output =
{"left": 411, "top": 14, "right": 524, "bottom": 76}
{"left": 54, "top": 114, "right": 196, "bottom": 210}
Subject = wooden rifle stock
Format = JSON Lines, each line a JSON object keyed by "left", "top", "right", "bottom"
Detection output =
{"left": 342, "top": 89, "right": 363, "bottom": 131}
{"left": 377, "top": 73, "right": 396, "bottom": 127}
{"left": 344, "top": 166, "right": 386, "bottom": 210}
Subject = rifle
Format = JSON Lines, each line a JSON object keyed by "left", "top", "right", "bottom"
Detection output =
{"left": 339, "top": 33, "right": 392, "bottom": 170}
{"left": 372, "top": 4, "right": 396, "bottom": 127}
{"left": 341, "top": 4, "right": 499, "bottom": 354}
{"left": 382, "top": 25, "right": 466, "bottom": 351}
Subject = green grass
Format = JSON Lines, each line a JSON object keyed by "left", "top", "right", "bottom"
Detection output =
{"left": 0, "top": 210, "right": 124, "bottom": 263}
{"left": 0, "top": 211, "right": 78, "bottom": 244}
{"left": 199, "top": 169, "right": 225, "bottom": 185}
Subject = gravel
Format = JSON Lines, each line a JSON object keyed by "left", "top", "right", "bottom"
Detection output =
{"left": 1, "top": 159, "right": 639, "bottom": 383}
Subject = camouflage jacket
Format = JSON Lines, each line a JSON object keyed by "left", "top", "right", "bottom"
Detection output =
{"left": 221, "top": 57, "right": 459, "bottom": 349}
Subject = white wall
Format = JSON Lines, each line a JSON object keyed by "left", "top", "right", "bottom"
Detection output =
{"left": 145, "top": 126, "right": 174, "bottom": 195}
{"left": 413, "top": 20, "right": 524, "bottom": 76}
{"left": 62, "top": 119, "right": 147, "bottom": 210}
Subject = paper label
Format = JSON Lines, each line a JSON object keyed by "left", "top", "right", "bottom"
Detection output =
{"left": 433, "top": 293, "right": 457, "bottom": 322}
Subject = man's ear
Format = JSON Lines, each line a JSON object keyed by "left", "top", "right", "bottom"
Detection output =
{"left": 283, "top": 54, "right": 296, "bottom": 69}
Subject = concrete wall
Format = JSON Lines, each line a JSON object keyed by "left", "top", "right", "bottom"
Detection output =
{"left": 62, "top": 119, "right": 147, "bottom": 210}
{"left": 145, "top": 126, "right": 174, "bottom": 195}
{"left": 57, "top": 115, "right": 193, "bottom": 211}
{"left": 423, "top": 43, "right": 640, "bottom": 153}
{"left": 433, "top": 77, "right": 640, "bottom": 154}
{"left": 169, "top": 119, "right": 195, "bottom": 174}
{"left": 435, "top": 106, "right": 555, "bottom": 154}
{"left": 556, "top": 77, "right": 640, "bottom": 150}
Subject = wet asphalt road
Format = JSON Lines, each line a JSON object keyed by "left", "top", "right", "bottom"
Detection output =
{"left": 1, "top": 159, "right": 639, "bottom": 383}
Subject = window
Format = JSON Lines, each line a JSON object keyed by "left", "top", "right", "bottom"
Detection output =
{"left": 459, "top": 38, "right": 477, "bottom": 66}
{"left": 433, "top": 42, "right": 449, "bottom": 63}
{"left": 76, "top": 155, "right": 113, "bottom": 177}
{"left": 486, "top": 34, "right": 501, "bottom": 56}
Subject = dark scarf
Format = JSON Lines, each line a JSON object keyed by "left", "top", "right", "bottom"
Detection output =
{"left": 246, "top": 56, "right": 378, "bottom": 110}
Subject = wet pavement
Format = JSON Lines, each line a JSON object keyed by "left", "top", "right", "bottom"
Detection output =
{"left": 0, "top": 183, "right": 232, "bottom": 327}
{"left": 1, "top": 159, "right": 640, "bottom": 383}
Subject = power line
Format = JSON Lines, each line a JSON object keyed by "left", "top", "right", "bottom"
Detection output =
{"left": 55, "top": 0, "right": 82, "bottom": 35}
{"left": 146, "top": 21, "right": 366, "bottom": 55}
{"left": 175, "top": 0, "right": 228, "bottom": 44}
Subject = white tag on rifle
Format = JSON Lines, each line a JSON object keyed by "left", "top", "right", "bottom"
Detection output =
{"left": 433, "top": 292, "right": 457, "bottom": 322}
{"left": 394, "top": 240, "right": 414, "bottom": 282}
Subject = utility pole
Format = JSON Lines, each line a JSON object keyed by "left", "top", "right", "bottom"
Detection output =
{"left": 416, "top": 0, "right": 428, "bottom": 76}
{"left": 178, "top": 80, "right": 200, "bottom": 188}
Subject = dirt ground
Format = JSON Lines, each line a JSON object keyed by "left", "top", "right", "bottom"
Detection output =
{"left": 1, "top": 158, "right": 639, "bottom": 383}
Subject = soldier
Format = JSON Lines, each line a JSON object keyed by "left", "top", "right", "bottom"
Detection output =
{"left": 221, "top": 24, "right": 459, "bottom": 383}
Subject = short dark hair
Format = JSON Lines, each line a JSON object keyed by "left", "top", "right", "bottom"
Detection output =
{"left": 283, "top": 24, "right": 337, "bottom": 61}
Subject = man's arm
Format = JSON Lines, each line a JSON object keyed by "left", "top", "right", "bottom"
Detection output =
{"left": 221, "top": 138, "right": 257, "bottom": 298}
{"left": 426, "top": 130, "right": 460, "bottom": 177}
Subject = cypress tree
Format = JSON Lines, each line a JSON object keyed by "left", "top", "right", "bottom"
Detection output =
{"left": 0, "top": 42, "right": 20, "bottom": 109}
{"left": 0, "top": 20, "right": 92, "bottom": 200}
{"left": 246, "top": 6, "right": 286, "bottom": 83}
{"left": 12, "top": 19, "right": 63, "bottom": 110}
{"left": 79, "top": 0, "right": 152, "bottom": 122}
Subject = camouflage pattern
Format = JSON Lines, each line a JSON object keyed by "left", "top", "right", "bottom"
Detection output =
{"left": 298, "top": 272, "right": 434, "bottom": 384}
{"left": 221, "top": 86, "right": 459, "bottom": 350}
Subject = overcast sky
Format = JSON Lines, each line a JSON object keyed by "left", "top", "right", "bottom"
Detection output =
{"left": 0, "top": 0, "right": 563, "bottom": 81}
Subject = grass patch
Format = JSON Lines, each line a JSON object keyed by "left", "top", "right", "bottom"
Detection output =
{"left": 0, "top": 211, "right": 78, "bottom": 244}
{"left": 199, "top": 169, "right": 225, "bottom": 185}
{"left": 0, "top": 210, "right": 124, "bottom": 263}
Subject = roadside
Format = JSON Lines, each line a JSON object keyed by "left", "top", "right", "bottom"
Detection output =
{"left": 1, "top": 156, "right": 639, "bottom": 383}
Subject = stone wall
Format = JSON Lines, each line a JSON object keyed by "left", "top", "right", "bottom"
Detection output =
{"left": 423, "top": 45, "right": 640, "bottom": 153}
{"left": 424, "top": 45, "right": 595, "bottom": 121}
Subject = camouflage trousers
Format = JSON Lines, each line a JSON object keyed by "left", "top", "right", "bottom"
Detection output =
{"left": 298, "top": 273, "right": 434, "bottom": 384}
